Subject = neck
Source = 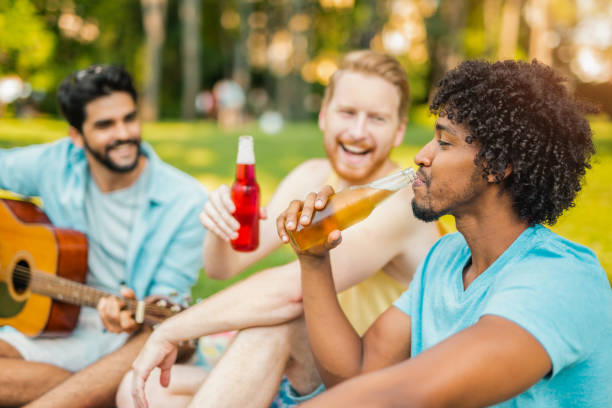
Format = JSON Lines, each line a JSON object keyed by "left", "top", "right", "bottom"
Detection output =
{"left": 455, "top": 189, "right": 529, "bottom": 288}
{"left": 88, "top": 155, "right": 148, "bottom": 192}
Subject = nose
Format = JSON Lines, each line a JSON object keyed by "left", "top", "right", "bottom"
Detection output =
{"left": 348, "top": 113, "right": 367, "bottom": 140}
{"left": 414, "top": 139, "right": 435, "bottom": 167}
{"left": 115, "top": 122, "right": 130, "bottom": 140}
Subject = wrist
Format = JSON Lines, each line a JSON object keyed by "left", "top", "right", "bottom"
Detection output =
{"left": 151, "top": 322, "right": 176, "bottom": 344}
{"left": 298, "top": 252, "right": 331, "bottom": 269}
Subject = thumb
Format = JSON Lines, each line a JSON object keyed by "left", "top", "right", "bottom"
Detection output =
{"left": 325, "top": 230, "right": 342, "bottom": 250}
{"left": 259, "top": 206, "right": 267, "bottom": 220}
{"left": 120, "top": 286, "right": 136, "bottom": 299}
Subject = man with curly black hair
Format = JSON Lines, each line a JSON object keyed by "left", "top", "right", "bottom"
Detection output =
{"left": 277, "top": 59, "right": 612, "bottom": 407}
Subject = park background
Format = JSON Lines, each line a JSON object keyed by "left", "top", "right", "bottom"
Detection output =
{"left": 1, "top": 0, "right": 610, "bottom": 299}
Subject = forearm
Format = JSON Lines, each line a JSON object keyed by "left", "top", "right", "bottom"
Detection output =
{"left": 301, "top": 364, "right": 415, "bottom": 408}
{"left": 27, "top": 329, "right": 152, "bottom": 408}
{"left": 157, "top": 264, "right": 304, "bottom": 344}
{"left": 202, "top": 233, "right": 245, "bottom": 279}
{"left": 299, "top": 254, "right": 364, "bottom": 387}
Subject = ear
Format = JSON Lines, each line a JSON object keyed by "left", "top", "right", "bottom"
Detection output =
{"left": 318, "top": 103, "right": 327, "bottom": 132}
{"left": 486, "top": 163, "right": 513, "bottom": 183}
{"left": 392, "top": 118, "right": 407, "bottom": 148}
{"left": 69, "top": 127, "right": 84, "bottom": 148}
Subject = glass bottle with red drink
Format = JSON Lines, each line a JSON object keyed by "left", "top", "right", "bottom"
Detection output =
{"left": 231, "top": 135, "right": 260, "bottom": 251}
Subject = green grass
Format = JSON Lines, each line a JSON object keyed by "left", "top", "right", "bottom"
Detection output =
{"left": 1, "top": 113, "right": 610, "bottom": 299}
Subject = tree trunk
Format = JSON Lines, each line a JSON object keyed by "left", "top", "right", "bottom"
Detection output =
{"left": 527, "top": 0, "right": 552, "bottom": 65}
{"left": 140, "top": 0, "right": 168, "bottom": 121}
{"left": 180, "top": 0, "right": 201, "bottom": 120}
{"left": 498, "top": 0, "right": 522, "bottom": 60}
{"left": 483, "top": 0, "right": 502, "bottom": 58}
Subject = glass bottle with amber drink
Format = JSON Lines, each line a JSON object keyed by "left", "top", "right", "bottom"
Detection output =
{"left": 231, "top": 135, "right": 260, "bottom": 251}
{"left": 288, "top": 168, "right": 417, "bottom": 251}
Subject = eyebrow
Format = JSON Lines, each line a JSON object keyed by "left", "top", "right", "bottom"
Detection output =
{"left": 93, "top": 118, "right": 114, "bottom": 127}
{"left": 435, "top": 122, "right": 457, "bottom": 136}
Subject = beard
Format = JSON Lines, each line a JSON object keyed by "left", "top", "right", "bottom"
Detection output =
{"left": 411, "top": 167, "right": 484, "bottom": 222}
{"left": 411, "top": 198, "right": 446, "bottom": 222}
{"left": 82, "top": 137, "right": 142, "bottom": 173}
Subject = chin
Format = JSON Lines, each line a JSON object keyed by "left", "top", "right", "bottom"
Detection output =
{"left": 333, "top": 163, "right": 372, "bottom": 182}
{"left": 411, "top": 199, "right": 444, "bottom": 223}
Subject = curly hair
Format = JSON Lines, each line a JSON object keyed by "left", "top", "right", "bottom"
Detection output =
{"left": 430, "top": 59, "right": 596, "bottom": 226}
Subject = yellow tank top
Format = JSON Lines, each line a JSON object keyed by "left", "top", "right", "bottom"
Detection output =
{"left": 327, "top": 170, "right": 447, "bottom": 335}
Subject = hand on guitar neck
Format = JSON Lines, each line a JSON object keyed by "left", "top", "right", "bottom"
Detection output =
{"left": 97, "top": 287, "right": 150, "bottom": 334}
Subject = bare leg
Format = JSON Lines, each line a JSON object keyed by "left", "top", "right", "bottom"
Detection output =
{"left": 24, "top": 328, "right": 151, "bottom": 408}
{"left": 284, "top": 318, "right": 322, "bottom": 396}
{"left": 189, "top": 324, "right": 293, "bottom": 408}
{"left": 116, "top": 365, "right": 208, "bottom": 408}
{"left": 0, "top": 340, "right": 71, "bottom": 406}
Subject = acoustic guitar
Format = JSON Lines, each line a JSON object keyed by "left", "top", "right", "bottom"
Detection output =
{"left": 0, "top": 198, "right": 182, "bottom": 337}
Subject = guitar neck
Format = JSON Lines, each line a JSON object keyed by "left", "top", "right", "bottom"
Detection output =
{"left": 29, "top": 271, "right": 176, "bottom": 324}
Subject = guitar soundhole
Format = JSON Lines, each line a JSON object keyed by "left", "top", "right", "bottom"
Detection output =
{"left": 12, "top": 260, "right": 31, "bottom": 294}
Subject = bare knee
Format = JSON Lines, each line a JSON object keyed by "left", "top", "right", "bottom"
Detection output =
{"left": 0, "top": 339, "right": 23, "bottom": 359}
{"left": 116, "top": 370, "right": 136, "bottom": 408}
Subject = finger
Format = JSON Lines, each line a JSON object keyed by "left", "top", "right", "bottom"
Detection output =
{"left": 284, "top": 200, "right": 304, "bottom": 231}
{"left": 200, "top": 209, "right": 233, "bottom": 242}
{"left": 210, "top": 189, "right": 240, "bottom": 230}
{"left": 120, "top": 287, "right": 136, "bottom": 299}
{"left": 159, "top": 366, "right": 172, "bottom": 388}
{"left": 299, "top": 192, "right": 318, "bottom": 226}
{"left": 259, "top": 206, "right": 267, "bottom": 220}
{"left": 202, "top": 201, "right": 238, "bottom": 240}
{"left": 120, "top": 310, "right": 139, "bottom": 333}
{"left": 276, "top": 211, "right": 290, "bottom": 243}
{"left": 100, "top": 297, "right": 122, "bottom": 333}
{"left": 131, "top": 367, "right": 149, "bottom": 408}
{"left": 316, "top": 185, "right": 335, "bottom": 209}
{"left": 218, "top": 184, "right": 236, "bottom": 214}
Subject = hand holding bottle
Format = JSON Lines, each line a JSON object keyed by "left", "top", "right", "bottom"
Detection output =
{"left": 278, "top": 168, "right": 416, "bottom": 254}
{"left": 276, "top": 185, "right": 343, "bottom": 257}
{"left": 199, "top": 184, "right": 267, "bottom": 243}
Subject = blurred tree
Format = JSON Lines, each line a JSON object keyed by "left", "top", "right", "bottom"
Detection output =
{"left": 498, "top": 0, "right": 522, "bottom": 59}
{"left": 526, "top": 0, "right": 552, "bottom": 64}
{"left": 180, "top": 0, "right": 201, "bottom": 119}
{"left": 0, "top": 0, "right": 55, "bottom": 89}
{"left": 141, "top": 0, "right": 168, "bottom": 121}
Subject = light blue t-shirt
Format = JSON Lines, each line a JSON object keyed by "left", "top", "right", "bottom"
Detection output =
{"left": 84, "top": 163, "right": 150, "bottom": 293}
{"left": 394, "top": 225, "right": 612, "bottom": 407}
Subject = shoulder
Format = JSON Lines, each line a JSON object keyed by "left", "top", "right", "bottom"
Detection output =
{"left": 504, "top": 226, "right": 607, "bottom": 288}
{"left": 3, "top": 138, "right": 75, "bottom": 159}
{"left": 273, "top": 158, "right": 332, "bottom": 202}
{"left": 284, "top": 158, "right": 331, "bottom": 184}
{"left": 146, "top": 149, "right": 207, "bottom": 208}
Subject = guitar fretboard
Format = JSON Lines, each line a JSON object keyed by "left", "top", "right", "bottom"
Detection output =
{"left": 22, "top": 269, "right": 177, "bottom": 324}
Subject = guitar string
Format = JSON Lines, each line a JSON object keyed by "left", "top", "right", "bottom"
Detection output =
{"left": 10, "top": 264, "right": 176, "bottom": 317}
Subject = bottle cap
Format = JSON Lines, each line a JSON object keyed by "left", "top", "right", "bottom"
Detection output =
{"left": 237, "top": 135, "right": 255, "bottom": 164}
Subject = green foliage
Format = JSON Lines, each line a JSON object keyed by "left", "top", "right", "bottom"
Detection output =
{"left": 0, "top": 0, "right": 55, "bottom": 88}
{"left": 0, "top": 115, "right": 609, "bottom": 297}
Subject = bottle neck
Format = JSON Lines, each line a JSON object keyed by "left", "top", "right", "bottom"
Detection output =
{"left": 364, "top": 167, "right": 416, "bottom": 191}
{"left": 236, "top": 163, "right": 256, "bottom": 182}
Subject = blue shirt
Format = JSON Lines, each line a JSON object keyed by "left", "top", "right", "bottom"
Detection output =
{"left": 394, "top": 225, "right": 612, "bottom": 407}
{"left": 0, "top": 138, "right": 207, "bottom": 299}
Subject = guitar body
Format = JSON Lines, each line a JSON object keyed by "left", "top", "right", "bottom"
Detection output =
{"left": 0, "top": 199, "right": 88, "bottom": 337}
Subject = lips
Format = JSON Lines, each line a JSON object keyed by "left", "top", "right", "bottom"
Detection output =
{"left": 340, "top": 142, "right": 371, "bottom": 155}
{"left": 413, "top": 170, "right": 428, "bottom": 188}
{"left": 337, "top": 142, "right": 373, "bottom": 166}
